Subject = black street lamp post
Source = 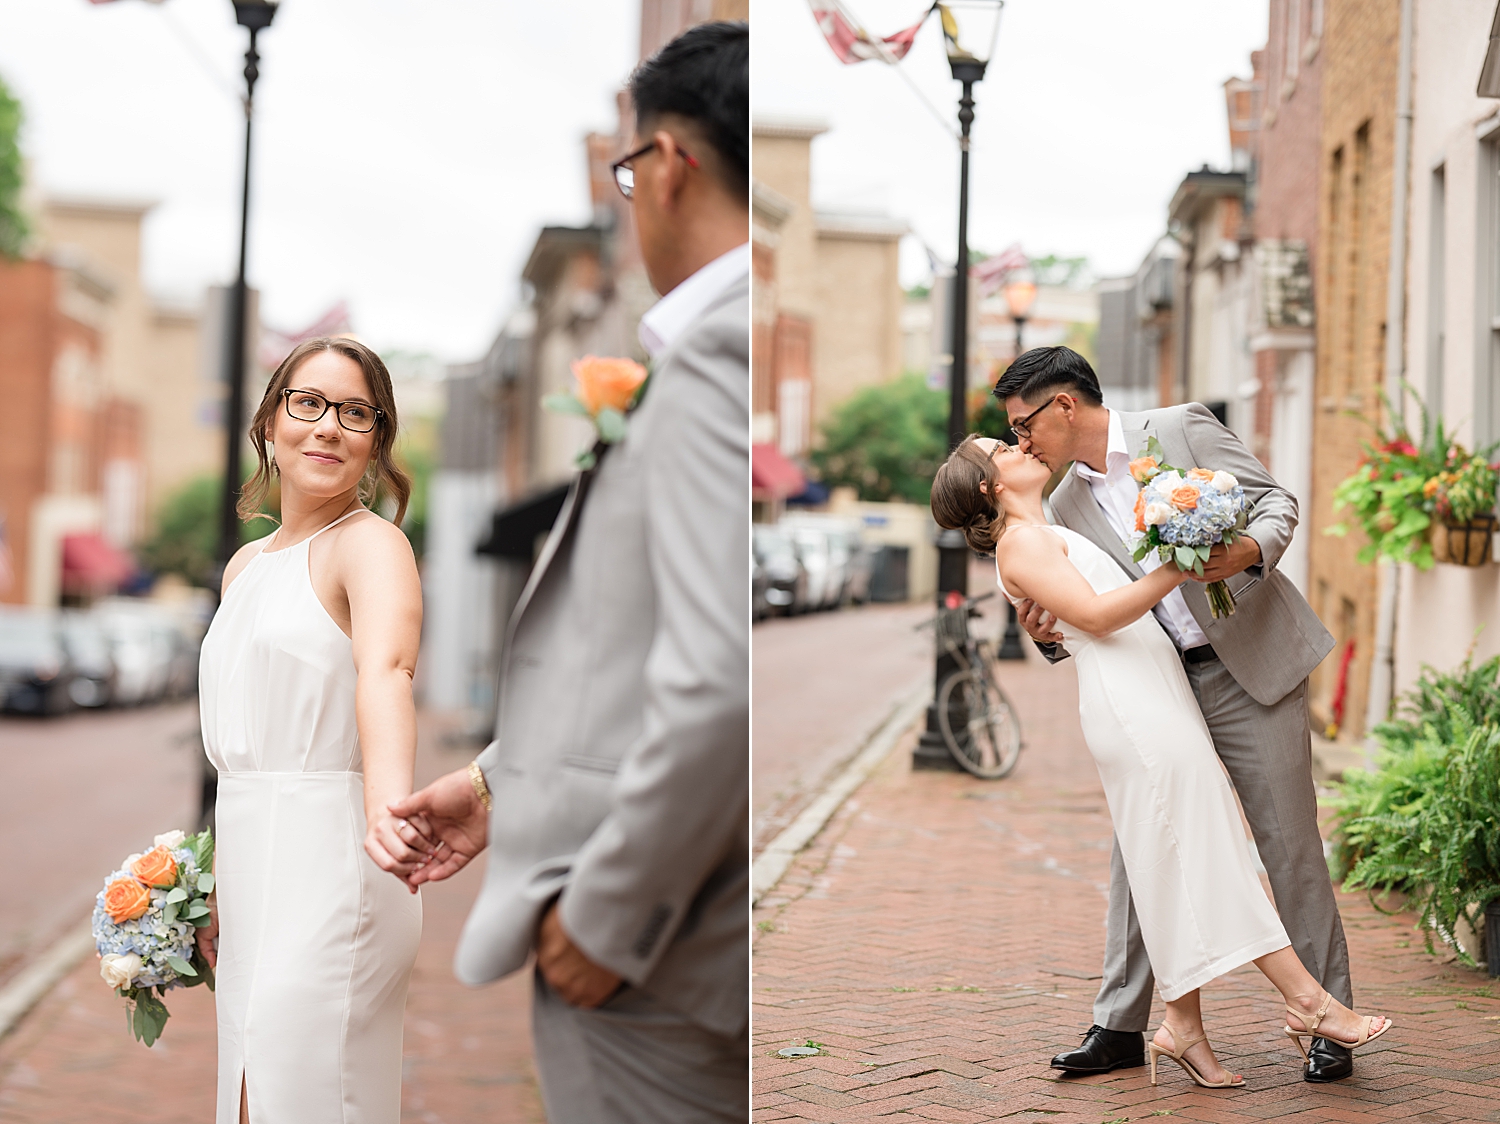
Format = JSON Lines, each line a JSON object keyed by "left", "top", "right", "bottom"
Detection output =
{"left": 914, "top": 1, "right": 1004, "bottom": 770}
{"left": 216, "top": 0, "right": 280, "bottom": 577}
{"left": 204, "top": 0, "right": 278, "bottom": 828}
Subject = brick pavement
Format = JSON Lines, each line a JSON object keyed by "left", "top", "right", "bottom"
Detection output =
{"left": 752, "top": 647, "right": 1500, "bottom": 1123}
{"left": 0, "top": 710, "right": 546, "bottom": 1123}
{"left": 0, "top": 703, "right": 203, "bottom": 987}
{"left": 753, "top": 590, "right": 997, "bottom": 855}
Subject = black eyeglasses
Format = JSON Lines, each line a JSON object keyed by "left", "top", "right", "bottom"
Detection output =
{"left": 610, "top": 140, "right": 700, "bottom": 199}
{"left": 282, "top": 388, "right": 383, "bottom": 434}
{"left": 1008, "top": 395, "right": 1064, "bottom": 440}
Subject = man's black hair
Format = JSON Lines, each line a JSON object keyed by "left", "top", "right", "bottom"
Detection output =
{"left": 629, "top": 21, "right": 748, "bottom": 201}
{"left": 992, "top": 346, "right": 1104, "bottom": 407}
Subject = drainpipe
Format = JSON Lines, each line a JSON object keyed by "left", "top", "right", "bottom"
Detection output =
{"left": 1364, "top": 0, "right": 1416, "bottom": 755}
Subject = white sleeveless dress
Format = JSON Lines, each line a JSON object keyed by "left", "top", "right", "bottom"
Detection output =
{"left": 199, "top": 510, "right": 422, "bottom": 1124}
{"left": 999, "top": 525, "right": 1288, "bottom": 1000}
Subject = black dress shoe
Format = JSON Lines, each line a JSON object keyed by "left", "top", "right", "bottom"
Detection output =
{"left": 1303, "top": 1037, "right": 1353, "bottom": 1083}
{"left": 1050, "top": 1025, "right": 1147, "bottom": 1074}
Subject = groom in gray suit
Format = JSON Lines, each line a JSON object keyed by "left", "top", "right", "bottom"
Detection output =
{"left": 995, "top": 346, "right": 1353, "bottom": 1084}
{"left": 389, "top": 22, "right": 749, "bottom": 1122}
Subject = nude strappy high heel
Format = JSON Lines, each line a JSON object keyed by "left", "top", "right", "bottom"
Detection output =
{"left": 1283, "top": 992, "right": 1392, "bottom": 1060}
{"left": 1147, "top": 1023, "right": 1245, "bottom": 1089}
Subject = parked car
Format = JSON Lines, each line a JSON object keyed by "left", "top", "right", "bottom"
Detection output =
{"left": 0, "top": 609, "right": 77, "bottom": 716}
{"left": 94, "top": 605, "right": 176, "bottom": 705}
{"left": 786, "top": 523, "right": 837, "bottom": 610}
{"left": 60, "top": 611, "right": 116, "bottom": 708}
{"left": 752, "top": 523, "right": 807, "bottom": 617}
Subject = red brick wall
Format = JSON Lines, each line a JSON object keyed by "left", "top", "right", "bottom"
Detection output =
{"left": 0, "top": 260, "right": 55, "bottom": 606}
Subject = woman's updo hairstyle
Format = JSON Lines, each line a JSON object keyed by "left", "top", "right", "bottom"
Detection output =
{"left": 930, "top": 435, "right": 1006, "bottom": 555}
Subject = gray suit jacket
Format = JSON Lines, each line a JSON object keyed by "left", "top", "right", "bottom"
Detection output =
{"left": 1046, "top": 402, "right": 1333, "bottom": 706}
{"left": 455, "top": 277, "right": 749, "bottom": 1039}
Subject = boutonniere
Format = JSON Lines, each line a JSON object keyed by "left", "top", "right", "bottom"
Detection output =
{"left": 543, "top": 356, "right": 650, "bottom": 470}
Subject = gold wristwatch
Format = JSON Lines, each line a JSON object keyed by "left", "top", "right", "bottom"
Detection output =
{"left": 468, "top": 760, "right": 493, "bottom": 812}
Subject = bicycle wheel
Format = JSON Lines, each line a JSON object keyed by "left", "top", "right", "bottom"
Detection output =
{"left": 937, "top": 667, "right": 1021, "bottom": 779}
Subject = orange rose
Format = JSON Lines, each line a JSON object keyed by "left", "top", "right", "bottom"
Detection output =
{"left": 130, "top": 845, "right": 178, "bottom": 889}
{"left": 1187, "top": 467, "right": 1215, "bottom": 482}
{"left": 1128, "top": 456, "right": 1160, "bottom": 483}
{"left": 1169, "top": 485, "right": 1200, "bottom": 511}
{"left": 1133, "top": 490, "right": 1147, "bottom": 532}
{"left": 571, "top": 356, "right": 647, "bottom": 416}
{"left": 104, "top": 877, "right": 151, "bottom": 924}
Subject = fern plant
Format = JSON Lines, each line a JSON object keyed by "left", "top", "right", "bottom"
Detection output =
{"left": 1326, "top": 654, "right": 1500, "bottom": 968}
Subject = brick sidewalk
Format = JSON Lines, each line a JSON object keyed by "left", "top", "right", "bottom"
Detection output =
{"left": 752, "top": 649, "right": 1500, "bottom": 1123}
{"left": 0, "top": 713, "right": 546, "bottom": 1123}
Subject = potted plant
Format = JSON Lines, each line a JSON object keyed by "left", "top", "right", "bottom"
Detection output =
{"left": 1328, "top": 432, "right": 1440, "bottom": 569}
{"left": 1426, "top": 451, "right": 1500, "bottom": 566}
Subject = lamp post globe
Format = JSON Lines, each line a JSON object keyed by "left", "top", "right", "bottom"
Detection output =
{"left": 915, "top": 0, "right": 1007, "bottom": 769}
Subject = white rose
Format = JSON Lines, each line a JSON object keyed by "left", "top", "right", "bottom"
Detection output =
{"left": 153, "top": 830, "right": 186, "bottom": 850}
{"left": 1150, "top": 471, "right": 1184, "bottom": 497}
{"left": 1144, "top": 502, "right": 1173, "bottom": 526}
{"left": 1210, "top": 470, "right": 1238, "bottom": 492}
{"left": 99, "top": 952, "right": 143, "bottom": 989}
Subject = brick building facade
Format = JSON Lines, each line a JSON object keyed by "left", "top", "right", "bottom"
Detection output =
{"left": 1306, "top": 0, "right": 1401, "bottom": 738}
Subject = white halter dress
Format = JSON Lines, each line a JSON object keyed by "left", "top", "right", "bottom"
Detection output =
{"left": 199, "top": 510, "right": 422, "bottom": 1123}
{"left": 998, "top": 525, "right": 1288, "bottom": 1000}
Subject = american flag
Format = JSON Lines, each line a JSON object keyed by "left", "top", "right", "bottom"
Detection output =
{"left": 806, "top": 1, "right": 935, "bottom": 65}
{"left": 971, "top": 242, "right": 1028, "bottom": 295}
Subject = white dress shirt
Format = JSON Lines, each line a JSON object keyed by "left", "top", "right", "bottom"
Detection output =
{"left": 1073, "top": 410, "right": 1210, "bottom": 651}
{"left": 638, "top": 242, "right": 750, "bottom": 359}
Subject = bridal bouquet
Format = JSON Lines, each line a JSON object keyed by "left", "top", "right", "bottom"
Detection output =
{"left": 1124, "top": 437, "right": 1251, "bottom": 618}
{"left": 542, "top": 355, "right": 649, "bottom": 470}
{"left": 92, "top": 827, "right": 215, "bottom": 1046}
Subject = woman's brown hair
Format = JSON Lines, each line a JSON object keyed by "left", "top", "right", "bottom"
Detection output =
{"left": 930, "top": 435, "right": 1006, "bottom": 555}
{"left": 238, "top": 336, "right": 411, "bottom": 526}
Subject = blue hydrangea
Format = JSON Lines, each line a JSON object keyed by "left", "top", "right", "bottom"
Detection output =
{"left": 92, "top": 846, "right": 205, "bottom": 993}
{"left": 1156, "top": 484, "right": 1249, "bottom": 548}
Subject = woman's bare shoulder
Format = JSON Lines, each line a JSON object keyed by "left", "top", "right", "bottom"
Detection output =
{"left": 221, "top": 531, "right": 274, "bottom": 598}
{"left": 326, "top": 511, "right": 416, "bottom": 576}
{"left": 997, "top": 522, "right": 1068, "bottom": 559}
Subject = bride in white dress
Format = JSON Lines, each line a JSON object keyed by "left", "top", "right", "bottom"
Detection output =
{"left": 931, "top": 436, "right": 1390, "bottom": 1088}
{"left": 194, "top": 337, "right": 433, "bottom": 1123}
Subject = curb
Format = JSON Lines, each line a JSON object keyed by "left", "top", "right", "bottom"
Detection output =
{"left": 0, "top": 922, "right": 95, "bottom": 1039}
{"left": 752, "top": 681, "right": 929, "bottom": 904}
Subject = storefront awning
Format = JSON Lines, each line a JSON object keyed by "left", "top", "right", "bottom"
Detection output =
{"left": 61, "top": 533, "right": 134, "bottom": 592}
{"left": 475, "top": 483, "right": 571, "bottom": 559}
{"left": 752, "top": 443, "right": 807, "bottom": 501}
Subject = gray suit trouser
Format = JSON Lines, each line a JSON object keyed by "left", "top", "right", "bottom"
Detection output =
{"left": 531, "top": 971, "right": 747, "bottom": 1123}
{"left": 1093, "top": 658, "right": 1353, "bottom": 1030}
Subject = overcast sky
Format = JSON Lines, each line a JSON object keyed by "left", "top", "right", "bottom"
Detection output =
{"left": 0, "top": 0, "right": 636, "bottom": 361}
{"left": 752, "top": 0, "right": 1268, "bottom": 287}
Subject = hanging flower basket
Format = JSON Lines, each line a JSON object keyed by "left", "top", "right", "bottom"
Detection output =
{"left": 1430, "top": 514, "right": 1497, "bottom": 567}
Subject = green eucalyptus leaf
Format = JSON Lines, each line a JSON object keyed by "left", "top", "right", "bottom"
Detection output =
{"left": 165, "top": 887, "right": 188, "bottom": 904}
{"left": 162, "top": 901, "right": 178, "bottom": 926}
{"left": 595, "top": 407, "right": 628, "bottom": 444}
{"left": 1174, "top": 545, "right": 1196, "bottom": 571}
{"left": 184, "top": 902, "right": 210, "bottom": 920}
{"left": 541, "top": 392, "right": 590, "bottom": 417}
{"left": 196, "top": 873, "right": 214, "bottom": 894}
{"left": 165, "top": 955, "right": 197, "bottom": 977}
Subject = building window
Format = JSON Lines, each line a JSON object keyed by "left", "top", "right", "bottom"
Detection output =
{"left": 1482, "top": 135, "right": 1500, "bottom": 448}
{"left": 1427, "top": 164, "right": 1445, "bottom": 420}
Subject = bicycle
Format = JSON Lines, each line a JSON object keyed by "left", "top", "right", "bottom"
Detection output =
{"left": 916, "top": 592, "right": 1023, "bottom": 779}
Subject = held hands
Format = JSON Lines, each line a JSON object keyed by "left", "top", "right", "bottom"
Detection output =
{"left": 536, "top": 901, "right": 622, "bottom": 1008}
{"left": 365, "top": 808, "right": 440, "bottom": 894}
{"left": 385, "top": 767, "right": 491, "bottom": 889}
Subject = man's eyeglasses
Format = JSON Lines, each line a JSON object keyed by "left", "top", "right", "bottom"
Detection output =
{"left": 1008, "top": 395, "right": 1064, "bottom": 440}
{"left": 282, "top": 388, "right": 383, "bottom": 434}
{"left": 610, "top": 140, "right": 700, "bottom": 200}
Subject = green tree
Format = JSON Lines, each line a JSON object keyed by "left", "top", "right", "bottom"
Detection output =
{"left": 812, "top": 374, "right": 948, "bottom": 503}
{"left": 137, "top": 475, "right": 276, "bottom": 587}
{"left": 0, "top": 73, "right": 27, "bottom": 259}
